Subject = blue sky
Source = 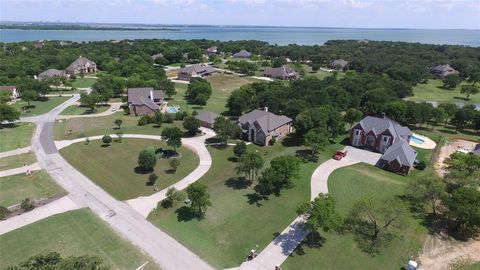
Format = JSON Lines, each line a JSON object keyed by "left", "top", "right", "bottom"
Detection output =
{"left": 1, "top": 0, "right": 479, "bottom": 29}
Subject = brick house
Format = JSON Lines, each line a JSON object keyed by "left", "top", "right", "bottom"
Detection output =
{"left": 127, "top": 88, "right": 165, "bottom": 116}
{"left": 238, "top": 108, "right": 293, "bottom": 146}
{"left": 37, "top": 69, "right": 67, "bottom": 81}
{"left": 350, "top": 115, "right": 417, "bottom": 175}
{"left": 263, "top": 65, "right": 298, "bottom": 80}
{"left": 177, "top": 64, "right": 217, "bottom": 81}
{"left": 65, "top": 56, "right": 97, "bottom": 75}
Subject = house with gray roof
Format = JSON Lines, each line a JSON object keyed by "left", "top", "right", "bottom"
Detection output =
{"left": 206, "top": 46, "right": 218, "bottom": 55}
{"left": 0, "top": 85, "right": 19, "bottom": 101}
{"left": 238, "top": 108, "right": 293, "bottom": 146}
{"left": 263, "top": 65, "right": 298, "bottom": 80}
{"left": 195, "top": 111, "right": 219, "bottom": 129}
{"left": 37, "top": 69, "right": 66, "bottom": 81}
{"left": 65, "top": 56, "right": 97, "bottom": 75}
{"left": 151, "top": 53, "right": 164, "bottom": 60}
{"left": 329, "top": 59, "right": 349, "bottom": 70}
{"left": 350, "top": 115, "right": 417, "bottom": 175}
{"left": 177, "top": 64, "right": 217, "bottom": 81}
{"left": 431, "top": 64, "right": 459, "bottom": 78}
{"left": 233, "top": 50, "right": 252, "bottom": 59}
{"left": 127, "top": 88, "right": 165, "bottom": 116}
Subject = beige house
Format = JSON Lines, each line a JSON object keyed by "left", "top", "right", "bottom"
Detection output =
{"left": 65, "top": 56, "right": 97, "bottom": 75}
{"left": 238, "top": 108, "right": 293, "bottom": 146}
{"left": 177, "top": 64, "right": 217, "bottom": 81}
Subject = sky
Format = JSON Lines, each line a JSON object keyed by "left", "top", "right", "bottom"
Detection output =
{"left": 1, "top": 0, "right": 479, "bottom": 29}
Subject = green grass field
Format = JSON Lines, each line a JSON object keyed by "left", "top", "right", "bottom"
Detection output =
{"left": 0, "top": 170, "right": 65, "bottom": 207}
{"left": 148, "top": 140, "right": 344, "bottom": 268}
{"left": 60, "top": 104, "right": 110, "bottom": 115}
{"left": 0, "top": 123, "right": 36, "bottom": 152}
{"left": 71, "top": 77, "right": 97, "bottom": 88}
{"left": 0, "top": 209, "right": 160, "bottom": 270}
{"left": 0, "top": 152, "right": 36, "bottom": 171}
{"left": 282, "top": 163, "right": 426, "bottom": 270}
{"left": 410, "top": 79, "right": 480, "bottom": 104}
{"left": 54, "top": 112, "right": 186, "bottom": 140}
{"left": 60, "top": 139, "right": 199, "bottom": 200}
{"left": 11, "top": 97, "right": 70, "bottom": 116}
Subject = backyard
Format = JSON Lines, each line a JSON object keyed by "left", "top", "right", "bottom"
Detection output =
{"left": 0, "top": 170, "right": 65, "bottom": 207}
{"left": 59, "top": 139, "right": 199, "bottom": 200}
{"left": 0, "top": 123, "right": 36, "bottom": 152}
{"left": 60, "top": 104, "right": 110, "bottom": 115}
{"left": 11, "top": 96, "right": 70, "bottom": 117}
{"left": 0, "top": 209, "right": 160, "bottom": 270}
{"left": 410, "top": 79, "right": 480, "bottom": 104}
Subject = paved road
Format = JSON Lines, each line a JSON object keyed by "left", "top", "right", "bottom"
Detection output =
{"left": 23, "top": 95, "right": 213, "bottom": 270}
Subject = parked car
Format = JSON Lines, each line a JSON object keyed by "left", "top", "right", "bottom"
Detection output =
{"left": 333, "top": 149, "right": 347, "bottom": 160}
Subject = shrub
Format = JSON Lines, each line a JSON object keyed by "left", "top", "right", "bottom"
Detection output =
{"left": 148, "top": 173, "right": 158, "bottom": 186}
{"left": 21, "top": 198, "right": 34, "bottom": 212}
{"left": 138, "top": 115, "right": 152, "bottom": 126}
{"left": 416, "top": 161, "right": 426, "bottom": 170}
{"left": 0, "top": 206, "right": 9, "bottom": 220}
{"left": 102, "top": 135, "right": 112, "bottom": 145}
{"left": 169, "top": 158, "right": 180, "bottom": 172}
{"left": 163, "top": 113, "right": 175, "bottom": 123}
{"left": 138, "top": 148, "right": 157, "bottom": 171}
{"left": 269, "top": 137, "right": 276, "bottom": 146}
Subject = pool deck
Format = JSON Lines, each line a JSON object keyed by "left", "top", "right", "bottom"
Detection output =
{"left": 410, "top": 133, "right": 437, "bottom": 149}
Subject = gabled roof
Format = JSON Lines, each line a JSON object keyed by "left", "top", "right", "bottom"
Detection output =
{"left": 263, "top": 65, "right": 297, "bottom": 79}
{"left": 381, "top": 140, "right": 417, "bottom": 167}
{"left": 206, "top": 46, "right": 217, "bottom": 53}
{"left": 239, "top": 109, "right": 292, "bottom": 133}
{"left": 66, "top": 56, "right": 96, "bottom": 72}
{"left": 178, "top": 64, "right": 216, "bottom": 76}
{"left": 151, "top": 53, "right": 163, "bottom": 60}
{"left": 233, "top": 50, "right": 251, "bottom": 58}
{"left": 356, "top": 116, "right": 412, "bottom": 142}
{"left": 38, "top": 69, "right": 65, "bottom": 79}
{"left": 330, "top": 59, "right": 348, "bottom": 68}
{"left": 0, "top": 85, "right": 16, "bottom": 91}
{"left": 432, "top": 64, "right": 456, "bottom": 73}
{"left": 195, "top": 111, "right": 219, "bottom": 124}
{"left": 127, "top": 87, "right": 164, "bottom": 110}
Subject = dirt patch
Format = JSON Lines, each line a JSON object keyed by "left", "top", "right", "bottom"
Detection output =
{"left": 435, "top": 139, "right": 478, "bottom": 177}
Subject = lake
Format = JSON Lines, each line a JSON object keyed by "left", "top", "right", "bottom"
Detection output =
{"left": 1, "top": 26, "right": 479, "bottom": 46}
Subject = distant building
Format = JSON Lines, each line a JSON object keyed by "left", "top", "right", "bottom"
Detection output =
{"left": 206, "top": 46, "right": 218, "bottom": 55}
{"left": 177, "top": 64, "right": 217, "bottom": 81}
{"left": 0, "top": 85, "right": 20, "bottom": 101}
{"left": 195, "top": 111, "right": 219, "bottom": 129}
{"left": 431, "top": 64, "right": 459, "bottom": 78}
{"left": 127, "top": 88, "right": 165, "bottom": 116}
{"left": 233, "top": 50, "right": 252, "bottom": 58}
{"left": 238, "top": 108, "right": 293, "bottom": 146}
{"left": 263, "top": 65, "right": 298, "bottom": 80}
{"left": 37, "top": 69, "right": 66, "bottom": 81}
{"left": 151, "top": 53, "right": 164, "bottom": 60}
{"left": 329, "top": 59, "right": 349, "bottom": 70}
{"left": 65, "top": 56, "right": 97, "bottom": 75}
{"left": 350, "top": 115, "right": 417, "bottom": 175}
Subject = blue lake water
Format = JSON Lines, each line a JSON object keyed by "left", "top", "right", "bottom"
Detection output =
{"left": 1, "top": 26, "right": 479, "bottom": 46}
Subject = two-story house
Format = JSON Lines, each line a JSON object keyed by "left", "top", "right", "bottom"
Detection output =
{"left": 238, "top": 108, "right": 292, "bottom": 146}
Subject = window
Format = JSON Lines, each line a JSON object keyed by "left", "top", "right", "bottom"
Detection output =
{"left": 355, "top": 130, "right": 361, "bottom": 136}
{"left": 383, "top": 136, "right": 388, "bottom": 142}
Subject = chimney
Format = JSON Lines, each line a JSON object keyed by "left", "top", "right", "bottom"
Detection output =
{"left": 150, "top": 90, "right": 154, "bottom": 101}
{"left": 264, "top": 107, "right": 268, "bottom": 112}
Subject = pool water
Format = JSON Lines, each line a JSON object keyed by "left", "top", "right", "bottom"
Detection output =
{"left": 411, "top": 134, "right": 425, "bottom": 144}
{"left": 166, "top": 107, "right": 179, "bottom": 113}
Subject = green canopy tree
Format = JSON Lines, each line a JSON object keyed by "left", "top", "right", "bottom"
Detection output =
{"left": 161, "top": 127, "right": 183, "bottom": 153}
{"left": 186, "top": 182, "right": 212, "bottom": 216}
{"left": 236, "top": 152, "right": 264, "bottom": 185}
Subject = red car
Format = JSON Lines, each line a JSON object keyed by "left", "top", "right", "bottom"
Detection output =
{"left": 333, "top": 149, "right": 347, "bottom": 160}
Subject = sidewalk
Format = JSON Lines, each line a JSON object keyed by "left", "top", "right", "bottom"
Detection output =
{"left": 0, "top": 163, "right": 41, "bottom": 178}
{"left": 0, "top": 146, "right": 32, "bottom": 159}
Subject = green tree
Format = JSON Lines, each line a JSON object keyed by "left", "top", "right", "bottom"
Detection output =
{"left": 137, "top": 148, "right": 157, "bottom": 172}
{"left": 344, "top": 108, "right": 363, "bottom": 127}
{"left": 0, "top": 91, "right": 11, "bottom": 104}
{"left": 233, "top": 141, "right": 247, "bottom": 159}
{"left": 148, "top": 173, "right": 158, "bottom": 186}
{"left": 438, "top": 103, "right": 458, "bottom": 127}
{"left": 467, "top": 71, "right": 480, "bottom": 85}
{"left": 159, "top": 79, "right": 176, "bottom": 99}
{"left": 101, "top": 135, "right": 112, "bottom": 146}
{"left": 213, "top": 116, "right": 240, "bottom": 143}
{"left": 304, "top": 129, "right": 328, "bottom": 157}
{"left": 444, "top": 152, "right": 480, "bottom": 188}
{"left": 256, "top": 155, "right": 300, "bottom": 195}
{"left": 183, "top": 116, "right": 200, "bottom": 135}
{"left": 406, "top": 174, "right": 446, "bottom": 216}
{"left": 0, "top": 104, "right": 21, "bottom": 123}
{"left": 460, "top": 84, "right": 479, "bottom": 100}
{"left": 163, "top": 187, "right": 186, "bottom": 208}
{"left": 431, "top": 107, "right": 446, "bottom": 126}
{"left": 236, "top": 152, "right": 264, "bottom": 185}
{"left": 226, "top": 85, "right": 256, "bottom": 116}
{"left": 9, "top": 252, "right": 109, "bottom": 270}
{"left": 169, "top": 158, "right": 180, "bottom": 172}
{"left": 80, "top": 93, "right": 98, "bottom": 111}
{"left": 443, "top": 74, "right": 462, "bottom": 89}
{"left": 186, "top": 182, "right": 212, "bottom": 216}
{"left": 445, "top": 187, "right": 480, "bottom": 238}
{"left": 185, "top": 78, "right": 212, "bottom": 106}
{"left": 0, "top": 206, "right": 9, "bottom": 220}
{"left": 21, "top": 90, "right": 38, "bottom": 108}
{"left": 114, "top": 119, "right": 123, "bottom": 129}
{"left": 161, "top": 127, "right": 183, "bottom": 153}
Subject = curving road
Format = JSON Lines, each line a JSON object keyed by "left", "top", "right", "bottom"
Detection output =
{"left": 22, "top": 95, "right": 213, "bottom": 270}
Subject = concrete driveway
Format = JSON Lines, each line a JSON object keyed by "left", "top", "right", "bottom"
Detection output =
{"left": 344, "top": 146, "right": 382, "bottom": 165}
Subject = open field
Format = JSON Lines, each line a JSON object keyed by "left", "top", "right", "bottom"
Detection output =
{"left": 302, "top": 64, "right": 346, "bottom": 80}
{"left": 148, "top": 140, "right": 344, "bottom": 268}
{"left": 0, "top": 123, "right": 35, "bottom": 152}
{"left": 60, "top": 104, "right": 110, "bottom": 115}
{"left": 0, "top": 209, "right": 160, "bottom": 270}
{"left": 11, "top": 97, "right": 70, "bottom": 117}
{"left": 410, "top": 79, "right": 480, "bottom": 104}
{"left": 282, "top": 162, "right": 426, "bottom": 270}
{"left": 70, "top": 77, "right": 97, "bottom": 88}
{"left": 54, "top": 112, "right": 186, "bottom": 140}
{"left": 60, "top": 139, "right": 199, "bottom": 200}
{"left": 0, "top": 170, "right": 65, "bottom": 207}
{"left": 0, "top": 152, "right": 36, "bottom": 171}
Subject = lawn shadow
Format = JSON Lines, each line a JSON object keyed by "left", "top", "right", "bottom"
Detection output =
{"left": 295, "top": 149, "right": 318, "bottom": 163}
{"left": 100, "top": 144, "right": 111, "bottom": 148}
{"left": 224, "top": 176, "right": 249, "bottom": 190}
{"left": 175, "top": 206, "right": 203, "bottom": 222}
{"left": 245, "top": 192, "right": 268, "bottom": 207}
{"left": 292, "top": 232, "right": 326, "bottom": 257}
{"left": 165, "top": 168, "right": 176, "bottom": 174}
{"left": 227, "top": 156, "right": 238, "bottom": 162}
{"left": 281, "top": 134, "right": 302, "bottom": 147}
{"left": 134, "top": 166, "right": 153, "bottom": 175}
{"left": 453, "top": 96, "right": 469, "bottom": 101}
{"left": 271, "top": 221, "right": 320, "bottom": 257}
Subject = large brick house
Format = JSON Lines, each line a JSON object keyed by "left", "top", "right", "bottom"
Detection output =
{"left": 238, "top": 108, "right": 293, "bottom": 146}
{"left": 177, "top": 64, "right": 217, "bottom": 81}
{"left": 350, "top": 115, "right": 417, "bottom": 175}
{"left": 127, "top": 88, "right": 165, "bottom": 116}
{"left": 65, "top": 56, "right": 97, "bottom": 75}
{"left": 263, "top": 65, "right": 298, "bottom": 80}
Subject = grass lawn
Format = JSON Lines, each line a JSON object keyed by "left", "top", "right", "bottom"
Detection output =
{"left": 0, "top": 209, "right": 160, "bottom": 270}
{"left": 410, "top": 79, "right": 480, "bottom": 104}
{"left": 282, "top": 163, "right": 427, "bottom": 270}
{"left": 60, "top": 139, "right": 199, "bottom": 200}
{"left": 0, "top": 170, "right": 65, "bottom": 207}
{"left": 11, "top": 96, "right": 70, "bottom": 117}
{"left": 0, "top": 152, "right": 36, "bottom": 171}
{"left": 60, "top": 104, "right": 110, "bottom": 115}
{"left": 54, "top": 112, "right": 186, "bottom": 140}
{"left": 0, "top": 123, "right": 36, "bottom": 152}
{"left": 148, "top": 140, "right": 344, "bottom": 268}
{"left": 410, "top": 123, "right": 479, "bottom": 142}
{"left": 71, "top": 77, "right": 97, "bottom": 88}
{"left": 301, "top": 64, "right": 346, "bottom": 80}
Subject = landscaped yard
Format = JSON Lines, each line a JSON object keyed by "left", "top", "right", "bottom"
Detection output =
{"left": 70, "top": 77, "right": 97, "bottom": 88}
{"left": 0, "top": 209, "right": 160, "bottom": 270}
{"left": 410, "top": 79, "right": 480, "bottom": 104}
{"left": 282, "top": 163, "right": 427, "bottom": 270}
{"left": 0, "top": 123, "right": 36, "bottom": 152}
{"left": 11, "top": 96, "right": 70, "bottom": 116}
{"left": 0, "top": 170, "right": 65, "bottom": 207}
{"left": 54, "top": 112, "right": 186, "bottom": 140}
{"left": 59, "top": 139, "right": 199, "bottom": 200}
{"left": 0, "top": 152, "right": 36, "bottom": 171}
{"left": 302, "top": 64, "right": 347, "bottom": 80}
{"left": 60, "top": 104, "right": 110, "bottom": 115}
{"left": 148, "top": 140, "right": 344, "bottom": 268}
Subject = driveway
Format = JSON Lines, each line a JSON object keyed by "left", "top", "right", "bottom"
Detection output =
{"left": 344, "top": 146, "right": 382, "bottom": 165}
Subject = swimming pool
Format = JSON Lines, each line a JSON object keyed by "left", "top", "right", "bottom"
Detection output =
{"left": 166, "top": 107, "right": 179, "bottom": 113}
{"left": 411, "top": 134, "right": 425, "bottom": 144}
